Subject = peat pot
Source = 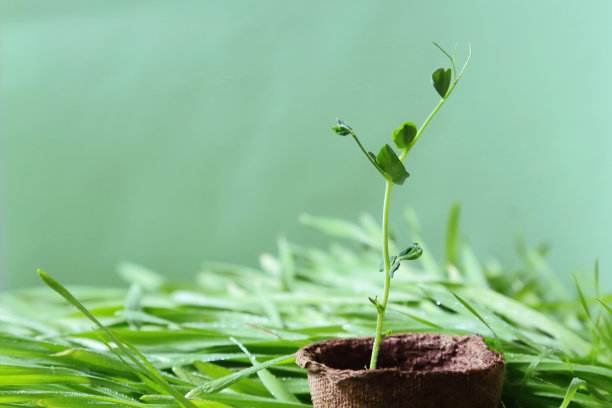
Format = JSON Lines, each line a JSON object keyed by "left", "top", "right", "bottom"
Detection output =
{"left": 295, "top": 332, "right": 505, "bottom": 408}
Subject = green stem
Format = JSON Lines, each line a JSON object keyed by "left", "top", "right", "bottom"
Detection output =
{"left": 369, "top": 180, "right": 393, "bottom": 370}
{"left": 400, "top": 44, "right": 471, "bottom": 161}
{"left": 369, "top": 88, "right": 456, "bottom": 370}
{"left": 400, "top": 98, "right": 445, "bottom": 161}
{"left": 368, "top": 45, "right": 471, "bottom": 369}
{"left": 351, "top": 133, "right": 386, "bottom": 177}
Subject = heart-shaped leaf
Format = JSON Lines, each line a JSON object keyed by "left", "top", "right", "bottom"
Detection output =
{"left": 432, "top": 68, "right": 452, "bottom": 98}
{"left": 376, "top": 144, "right": 409, "bottom": 185}
{"left": 392, "top": 122, "right": 418, "bottom": 150}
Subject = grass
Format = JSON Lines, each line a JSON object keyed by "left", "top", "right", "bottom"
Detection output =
{"left": 0, "top": 206, "right": 611, "bottom": 407}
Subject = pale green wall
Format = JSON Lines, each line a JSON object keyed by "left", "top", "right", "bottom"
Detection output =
{"left": 1, "top": 0, "right": 611, "bottom": 290}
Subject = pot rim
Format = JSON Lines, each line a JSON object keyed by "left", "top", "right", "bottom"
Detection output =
{"left": 295, "top": 332, "right": 505, "bottom": 379}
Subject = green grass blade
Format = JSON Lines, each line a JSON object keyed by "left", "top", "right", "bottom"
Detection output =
{"left": 445, "top": 203, "right": 461, "bottom": 267}
{"left": 594, "top": 260, "right": 600, "bottom": 298}
{"left": 144, "top": 393, "right": 310, "bottom": 408}
{"left": 278, "top": 237, "right": 295, "bottom": 292}
{"left": 299, "top": 214, "right": 379, "bottom": 248}
{"left": 0, "top": 391, "right": 150, "bottom": 408}
{"left": 460, "top": 245, "right": 489, "bottom": 288}
{"left": 230, "top": 337, "right": 299, "bottom": 402}
{"left": 37, "top": 269, "right": 197, "bottom": 408}
{"left": 451, "top": 292, "right": 502, "bottom": 352}
{"left": 521, "top": 350, "right": 557, "bottom": 386}
{"left": 186, "top": 354, "right": 295, "bottom": 398}
{"left": 193, "top": 361, "right": 270, "bottom": 396}
{"left": 559, "top": 377, "right": 586, "bottom": 408}
{"left": 0, "top": 211, "right": 607, "bottom": 408}
{"left": 389, "top": 306, "right": 442, "bottom": 329}
{"left": 574, "top": 275, "right": 592, "bottom": 320}
{"left": 598, "top": 299, "right": 612, "bottom": 315}
{"left": 118, "top": 262, "right": 166, "bottom": 290}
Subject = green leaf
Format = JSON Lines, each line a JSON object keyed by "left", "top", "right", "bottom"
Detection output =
{"left": 118, "top": 262, "right": 166, "bottom": 290}
{"left": 560, "top": 377, "right": 586, "bottom": 408}
{"left": 451, "top": 292, "right": 502, "bottom": 352}
{"left": 193, "top": 361, "right": 270, "bottom": 396}
{"left": 598, "top": 299, "right": 612, "bottom": 315}
{"left": 331, "top": 118, "right": 353, "bottom": 136}
{"left": 445, "top": 203, "right": 460, "bottom": 266}
{"left": 378, "top": 255, "right": 397, "bottom": 272}
{"left": 432, "top": 68, "right": 452, "bottom": 98}
{"left": 368, "top": 296, "right": 383, "bottom": 313}
{"left": 37, "top": 269, "right": 198, "bottom": 408}
{"left": 388, "top": 261, "right": 400, "bottom": 278}
{"left": 392, "top": 122, "right": 418, "bottom": 150}
{"left": 398, "top": 243, "right": 423, "bottom": 261}
{"left": 574, "top": 275, "right": 592, "bottom": 320}
{"left": 376, "top": 144, "right": 409, "bottom": 185}
{"left": 230, "top": 337, "right": 299, "bottom": 403}
{"left": 186, "top": 354, "right": 295, "bottom": 397}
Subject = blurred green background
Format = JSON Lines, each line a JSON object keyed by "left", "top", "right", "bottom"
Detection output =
{"left": 1, "top": 0, "right": 611, "bottom": 290}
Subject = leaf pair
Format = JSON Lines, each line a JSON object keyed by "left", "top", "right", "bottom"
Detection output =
{"left": 331, "top": 119, "right": 353, "bottom": 136}
{"left": 378, "top": 243, "right": 423, "bottom": 278}
{"left": 368, "top": 296, "right": 384, "bottom": 313}
{"left": 332, "top": 119, "right": 410, "bottom": 185}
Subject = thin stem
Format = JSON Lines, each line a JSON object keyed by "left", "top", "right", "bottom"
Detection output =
{"left": 400, "top": 44, "right": 471, "bottom": 161}
{"left": 368, "top": 44, "right": 471, "bottom": 369}
{"left": 369, "top": 180, "right": 393, "bottom": 370}
{"left": 400, "top": 97, "right": 445, "bottom": 161}
{"left": 433, "top": 41, "right": 456, "bottom": 81}
{"left": 350, "top": 133, "right": 386, "bottom": 178}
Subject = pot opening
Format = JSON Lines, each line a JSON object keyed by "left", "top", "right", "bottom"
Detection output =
{"left": 309, "top": 333, "right": 501, "bottom": 373}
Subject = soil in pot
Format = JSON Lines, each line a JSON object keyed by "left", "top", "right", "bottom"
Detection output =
{"left": 295, "top": 332, "right": 505, "bottom": 408}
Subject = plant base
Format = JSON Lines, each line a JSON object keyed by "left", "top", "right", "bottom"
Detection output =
{"left": 295, "top": 332, "right": 505, "bottom": 408}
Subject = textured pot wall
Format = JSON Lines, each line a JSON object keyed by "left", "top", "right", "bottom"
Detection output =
{"left": 296, "top": 333, "right": 505, "bottom": 408}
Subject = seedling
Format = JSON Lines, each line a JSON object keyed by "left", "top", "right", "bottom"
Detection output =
{"left": 331, "top": 43, "right": 471, "bottom": 369}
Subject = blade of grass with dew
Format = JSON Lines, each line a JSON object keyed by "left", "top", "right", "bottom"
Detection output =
{"left": 0, "top": 210, "right": 610, "bottom": 407}
{"left": 458, "top": 285, "right": 592, "bottom": 356}
{"left": 230, "top": 337, "right": 299, "bottom": 402}
{"left": 37, "top": 270, "right": 198, "bottom": 408}
{"left": 451, "top": 292, "right": 503, "bottom": 352}
{"left": 193, "top": 361, "right": 270, "bottom": 396}
{"left": 185, "top": 354, "right": 295, "bottom": 398}
{"left": 144, "top": 393, "right": 311, "bottom": 408}
{"left": 560, "top": 377, "right": 586, "bottom": 408}
{"left": 0, "top": 391, "right": 155, "bottom": 408}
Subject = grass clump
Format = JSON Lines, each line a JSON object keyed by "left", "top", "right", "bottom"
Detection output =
{"left": 0, "top": 208, "right": 610, "bottom": 407}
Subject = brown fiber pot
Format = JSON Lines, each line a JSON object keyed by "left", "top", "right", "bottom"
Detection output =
{"left": 295, "top": 332, "right": 505, "bottom": 408}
